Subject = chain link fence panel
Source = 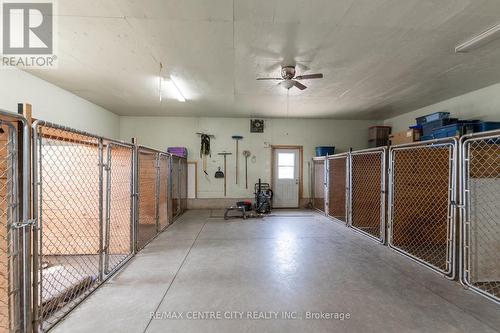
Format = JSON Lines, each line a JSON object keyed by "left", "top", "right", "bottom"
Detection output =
{"left": 461, "top": 132, "right": 500, "bottom": 303}
{"left": 26, "top": 121, "right": 190, "bottom": 331}
{"left": 158, "top": 154, "right": 170, "bottom": 231}
{"left": 350, "top": 149, "right": 386, "bottom": 242}
{"left": 0, "top": 121, "right": 21, "bottom": 333}
{"left": 171, "top": 156, "right": 181, "bottom": 219}
{"left": 312, "top": 158, "right": 325, "bottom": 212}
{"left": 388, "top": 139, "right": 457, "bottom": 277}
{"left": 328, "top": 155, "right": 348, "bottom": 223}
{"left": 136, "top": 148, "right": 158, "bottom": 250}
{"left": 103, "top": 143, "right": 134, "bottom": 276}
{"left": 33, "top": 123, "right": 102, "bottom": 332}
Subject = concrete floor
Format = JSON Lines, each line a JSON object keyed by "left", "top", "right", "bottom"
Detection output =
{"left": 51, "top": 210, "right": 500, "bottom": 333}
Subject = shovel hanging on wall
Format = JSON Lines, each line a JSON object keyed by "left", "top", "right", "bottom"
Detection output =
{"left": 243, "top": 150, "right": 251, "bottom": 189}
{"left": 217, "top": 152, "right": 232, "bottom": 196}
{"left": 231, "top": 135, "right": 243, "bottom": 184}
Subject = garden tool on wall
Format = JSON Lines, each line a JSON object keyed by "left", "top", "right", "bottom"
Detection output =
{"left": 215, "top": 167, "right": 224, "bottom": 178}
{"left": 217, "top": 152, "right": 232, "bottom": 196}
{"left": 231, "top": 135, "right": 243, "bottom": 184}
{"left": 243, "top": 150, "right": 251, "bottom": 189}
{"left": 197, "top": 132, "right": 214, "bottom": 176}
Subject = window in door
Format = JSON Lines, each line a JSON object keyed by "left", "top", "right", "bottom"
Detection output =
{"left": 278, "top": 153, "right": 295, "bottom": 179}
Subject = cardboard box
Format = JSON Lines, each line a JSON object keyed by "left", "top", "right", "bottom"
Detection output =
{"left": 389, "top": 129, "right": 421, "bottom": 145}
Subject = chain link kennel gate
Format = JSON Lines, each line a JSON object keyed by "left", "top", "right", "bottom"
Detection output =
{"left": 327, "top": 154, "right": 348, "bottom": 223}
{"left": 158, "top": 153, "right": 170, "bottom": 231}
{"left": 32, "top": 122, "right": 102, "bottom": 332}
{"left": 102, "top": 142, "right": 134, "bottom": 276}
{"left": 136, "top": 147, "right": 159, "bottom": 250}
{"left": 349, "top": 148, "right": 387, "bottom": 242}
{"left": 388, "top": 138, "right": 457, "bottom": 278}
{"left": 461, "top": 130, "right": 500, "bottom": 304}
{"left": 171, "top": 156, "right": 181, "bottom": 219}
{"left": 0, "top": 120, "right": 21, "bottom": 333}
{"left": 32, "top": 122, "right": 135, "bottom": 332}
{"left": 0, "top": 110, "right": 31, "bottom": 333}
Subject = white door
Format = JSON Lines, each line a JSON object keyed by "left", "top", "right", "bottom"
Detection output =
{"left": 273, "top": 148, "right": 300, "bottom": 208}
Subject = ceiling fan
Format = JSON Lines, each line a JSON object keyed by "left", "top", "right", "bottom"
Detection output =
{"left": 256, "top": 65, "right": 323, "bottom": 90}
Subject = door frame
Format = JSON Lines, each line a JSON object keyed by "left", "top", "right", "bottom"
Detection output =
{"left": 270, "top": 145, "right": 303, "bottom": 208}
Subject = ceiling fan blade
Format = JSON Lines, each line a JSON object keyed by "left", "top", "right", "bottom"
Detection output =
{"left": 256, "top": 77, "right": 283, "bottom": 81}
{"left": 295, "top": 73, "right": 323, "bottom": 80}
{"left": 293, "top": 80, "right": 307, "bottom": 90}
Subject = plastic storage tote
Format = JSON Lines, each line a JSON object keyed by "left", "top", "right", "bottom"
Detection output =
{"left": 315, "top": 146, "right": 335, "bottom": 156}
{"left": 416, "top": 112, "right": 450, "bottom": 125}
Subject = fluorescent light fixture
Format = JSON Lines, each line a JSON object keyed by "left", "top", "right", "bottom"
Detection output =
{"left": 170, "top": 76, "right": 186, "bottom": 102}
{"left": 455, "top": 23, "right": 500, "bottom": 53}
{"left": 162, "top": 76, "right": 186, "bottom": 102}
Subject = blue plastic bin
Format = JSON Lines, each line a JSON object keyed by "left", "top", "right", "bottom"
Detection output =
{"left": 315, "top": 146, "right": 335, "bottom": 157}
{"left": 420, "top": 135, "right": 434, "bottom": 141}
{"left": 477, "top": 121, "right": 500, "bottom": 132}
{"left": 416, "top": 112, "right": 450, "bottom": 125}
{"left": 422, "top": 118, "right": 458, "bottom": 136}
{"left": 432, "top": 122, "right": 480, "bottom": 139}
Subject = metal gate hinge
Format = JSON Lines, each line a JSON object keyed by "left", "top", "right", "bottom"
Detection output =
{"left": 12, "top": 219, "right": 36, "bottom": 229}
{"left": 102, "top": 162, "right": 111, "bottom": 171}
{"left": 99, "top": 162, "right": 111, "bottom": 171}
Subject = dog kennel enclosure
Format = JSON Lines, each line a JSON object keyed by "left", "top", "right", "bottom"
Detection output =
{"left": 310, "top": 133, "right": 499, "bottom": 305}
{"left": 460, "top": 131, "right": 500, "bottom": 304}
{"left": 0, "top": 109, "right": 188, "bottom": 333}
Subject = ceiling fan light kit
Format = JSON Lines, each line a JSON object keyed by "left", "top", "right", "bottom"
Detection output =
{"left": 256, "top": 65, "right": 324, "bottom": 90}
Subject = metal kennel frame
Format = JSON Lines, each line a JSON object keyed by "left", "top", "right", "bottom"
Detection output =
{"left": 327, "top": 153, "right": 349, "bottom": 223}
{"left": 312, "top": 157, "right": 326, "bottom": 213}
{"left": 158, "top": 153, "right": 171, "bottom": 231}
{"left": 0, "top": 111, "right": 190, "bottom": 333}
{"left": 0, "top": 110, "right": 30, "bottom": 333}
{"left": 388, "top": 138, "right": 458, "bottom": 279}
{"left": 349, "top": 147, "right": 387, "bottom": 243}
{"left": 136, "top": 146, "right": 160, "bottom": 251}
{"left": 136, "top": 147, "right": 182, "bottom": 249}
{"left": 32, "top": 121, "right": 135, "bottom": 332}
{"left": 179, "top": 158, "right": 188, "bottom": 214}
{"left": 170, "top": 155, "right": 182, "bottom": 219}
{"left": 460, "top": 130, "right": 500, "bottom": 304}
{"left": 102, "top": 141, "right": 135, "bottom": 277}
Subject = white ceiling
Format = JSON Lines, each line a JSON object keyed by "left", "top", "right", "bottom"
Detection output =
{"left": 27, "top": 0, "right": 500, "bottom": 119}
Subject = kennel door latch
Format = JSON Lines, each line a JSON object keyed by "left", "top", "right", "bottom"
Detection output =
{"left": 450, "top": 201, "right": 465, "bottom": 209}
{"left": 12, "top": 218, "right": 37, "bottom": 229}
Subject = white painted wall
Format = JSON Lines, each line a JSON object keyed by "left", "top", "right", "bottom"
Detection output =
{"left": 385, "top": 83, "right": 500, "bottom": 132}
{"left": 0, "top": 69, "right": 119, "bottom": 137}
{"left": 120, "top": 117, "right": 377, "bottom": 199}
